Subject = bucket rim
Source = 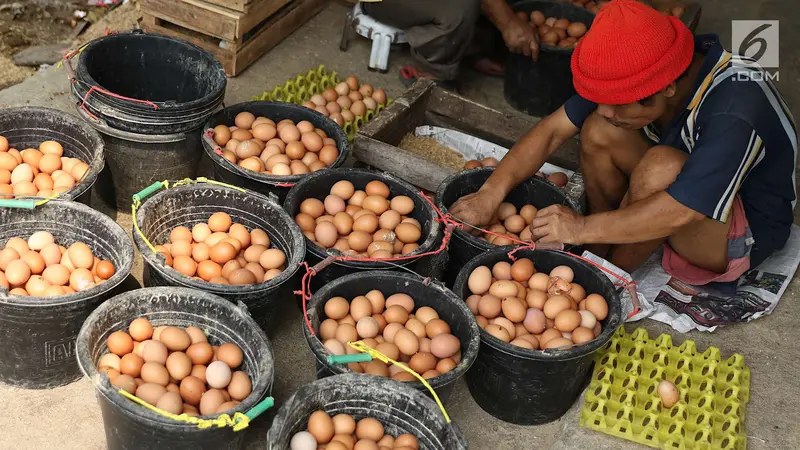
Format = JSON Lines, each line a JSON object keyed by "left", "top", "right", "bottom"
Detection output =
{"left": 75, "top": 32, "right": 227, "bottom": 113}
{"left": 453, "top": 247, "right": 622, "bottom": 361}
{"left": 285, "top": 167, "right": 443, "bottom": 269}
{"left": 0, "top": 106, "right": 106, "bottom": 202}
{"left": 0, "top": 199, "right": 133, "bottom": 307}
{"left": 302, "top": 270, "right": 481, "bottom": 389}
{"left": 132, "top": 183, "right": 306, "bottom": 294}
{"left": 265, "top": 373, "right": 468, "bottom": 449}
{"left": 201, "top": 101, "right": 351, "bottom": 185}
{"left": 76, "top": 286, "right": 274, "bottom": 426}
{"left": 435, "top": 167, "right": 581, "bottom": 251}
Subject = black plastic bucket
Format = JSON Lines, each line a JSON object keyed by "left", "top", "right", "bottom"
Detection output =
{"left": 0, "top": 106, "right": 104, "bottom": 205}
{"left": 504, "top": 1, "right": 595, "bottom": 116}
{"left": 71, "top": 31, "right": 226, "bottom": 211}
{"left": 78, "top": 114, "right": 205, "bottom": 211}
{"left": 453, "top": 247, "right": 622, "bottom": 425}
{"left": 202, "top": 101, "right": 350, "bottom": 203}
{"left": 0, "top": 199, "right": 133, "bottom": 388}
{"left": 76, "top": 287, "right": 274, "bottom": 450}
{"left": 133, "top": 183, "right": 306, "bottom": 332}
{"left": 435, "top": 167, "right": 581, "bottom": 286}
{"left": 265, "top": 373, "right": 468, "bottom": 449}
{"left": 72, "top": 31, "right": 226, "bottom": 135}
{"left": 303, "top": 271, "right": 480, "bottom": 402}
{"left": 284, "top": 168, "right": 444, "bottom": 290}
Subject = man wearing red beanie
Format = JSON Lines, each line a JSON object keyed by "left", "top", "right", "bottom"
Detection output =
{"left": 451, "top": 0, "right": 797, "bottom": 284}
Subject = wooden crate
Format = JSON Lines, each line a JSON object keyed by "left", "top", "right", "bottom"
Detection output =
{"left": 141, "top": 0, "right": 325, "bottom": 76}
{"left": 354, "top": 79, "right": 582, "bottom": 193}
{"left": 141, "top": 0, "right": 290, "bottom": 42}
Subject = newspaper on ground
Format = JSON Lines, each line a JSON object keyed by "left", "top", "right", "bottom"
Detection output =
{"left": 412, "top": 125, "right": 585, "bottom": 203}
{"left": 582, "top": 225, "right": 800, "bottom": 332}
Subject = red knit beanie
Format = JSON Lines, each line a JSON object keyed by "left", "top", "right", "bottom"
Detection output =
{"left": 571, "top": 0, "right": 694, "bottom": 105}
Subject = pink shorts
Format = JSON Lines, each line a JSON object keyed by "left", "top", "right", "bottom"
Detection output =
{"left": 662, "top": 196, "right": 753, "bottom": 285}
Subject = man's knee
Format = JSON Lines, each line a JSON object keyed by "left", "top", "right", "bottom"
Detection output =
{"left": 629, "top": 145, "right": 687, "bottom": 198}
{"left": 580, "top": 112, "right": 639, "bottom": 159}
{"left": 436, "top": 0, "right": 481, "bottom": 31}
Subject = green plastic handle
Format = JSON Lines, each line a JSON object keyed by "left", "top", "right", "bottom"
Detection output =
{"left": 132, "top": 182, "right": 164, "bottom": 203}
{"left": 245, "top": 396, "right": 274, "bottom": 421}
{"left": 0, "top": 199, "right": 37, "bottom": 209}
{"left": 327, "top": 354, "right": 372, "bottom": 365}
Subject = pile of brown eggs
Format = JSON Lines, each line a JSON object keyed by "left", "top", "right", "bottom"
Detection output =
{"left": 154, "top": 212, "right": 287, "bottom": 284}
{"left": 212, "top": 114, "right": 340, "bottom": 176}
{"left": 296, "top": 180, "right": 424, "bottom": 259}
{"left": 97, "top": 317, "right": 252, "bottom": 417}
{"left": 319, "top": 290, "right": 461, "bottom": 381}
{"left": 466, "top": 258, "right": 608, "bottom": 349}
{"left": 0, "top": 232, "right": 116, "bottom": 296}
{"left": 526, "top": 10, "right": 588, "bottom": 48}
{"left": 0, "top": 137, "right": 91, "bottom": 199}
{"left": 291, "top": 410, "right": 420, "bottom": 450}
{"left": 462, "top": 157, "right": 499, "bottom": 170}
{"left": 474, "top": 202, "right": 538, "bottom": 245}
{"left": 301, "top": 76, "right": 388, "bottom": 127}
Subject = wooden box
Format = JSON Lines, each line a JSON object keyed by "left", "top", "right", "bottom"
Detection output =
{"left": 141, "top": 0, "right": 324, "bottom": 76}
{"left": 353, "top": 79, "right": 581, "bottom": 193}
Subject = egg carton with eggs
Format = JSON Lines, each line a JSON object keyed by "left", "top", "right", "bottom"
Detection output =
{"left": 580, "top": 327, "right": 750, "bottom": 449}
{"left": 251, "top": 65, "right": 390, "bottom": 140}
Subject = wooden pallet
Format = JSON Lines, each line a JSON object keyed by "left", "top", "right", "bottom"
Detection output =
{"left": 141, "top": 0, "right": 324, "bottom": 76}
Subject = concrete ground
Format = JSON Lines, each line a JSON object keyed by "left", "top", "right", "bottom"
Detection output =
{"left": 0, "top": 1, "right": 799, "bottom": 449}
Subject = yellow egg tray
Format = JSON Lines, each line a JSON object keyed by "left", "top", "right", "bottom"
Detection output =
{"left": 579, "top": 327, "right": 750, "bottom": 450}
{"left": 251, "top": 64, "right": 390, "bottom": 141}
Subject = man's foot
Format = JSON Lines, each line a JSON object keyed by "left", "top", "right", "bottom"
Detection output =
{"left": 471, "top": 57, "right": 505, "bottom": 76}
{"left": 398, "top": 65, "right": 458, "bottom": 91}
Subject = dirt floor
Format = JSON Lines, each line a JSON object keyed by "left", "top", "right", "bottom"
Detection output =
{"left": 0, "top": 0, "right": 141, "bottom": 89}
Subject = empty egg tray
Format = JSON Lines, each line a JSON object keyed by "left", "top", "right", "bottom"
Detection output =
{"left": 580, "top": 327, "right": 750, "bottom": 449}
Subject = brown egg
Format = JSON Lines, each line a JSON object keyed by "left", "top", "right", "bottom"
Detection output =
{"left": 141, "top": 362, "right": 170, "bottom": 386}
{"left": 319, "top": 146, "right": 339, "bottom": 165}
{"left": 163, "top": 352, "right": 192, "bottom": 382}
{"left": 199, "top": 388, "right": 227, "bottom": 415}
{"left": 142, "top": 340, "right": 168, "bottom": 365}
{"left": 355, "top": 417, "right": 383, "bottom": 442}
{"left": 347, "top": 231, "right": 372, "bottom": 252}
{"left": 128, "top": 318, "right": 153, "bottom": 342}
{"left": 300, "top": 198, "right": 325, "bottom": 218}
{"left": 585, "top": 294, "right": 609, "bottom": 320}
{"left": 308, "top": 410, "right": 335, "bottom": 444}
{"left": 96, "top": 260, "right": 115, "bottom": 280}
{"left": 228, "top": 268, "right": 257, "bottom": 285}
{"left": 227, "top": 371, "right": 252, "bottom": 401}
{"left": 173, "top": 256, "right": 197, "bottom": 277}
{"left": 178, "top": 375, "right": 206, "bottom": 406}
{"left": 394, "top": 223, "right": 421, "bottom": 244}
{"left": 216, "top": 343, "right": 243, "bottom": 369}
{"left": 136, "top": 383, "right": 167, "bottom": 406}
{"left": 208, "top": 212, "right": 233, "bottom": 233}
{"left": 107, "top": 330, "right": 134, "bottom": 356}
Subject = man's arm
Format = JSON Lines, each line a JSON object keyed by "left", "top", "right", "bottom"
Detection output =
{"left": 449, "top": 105, "right": 580, "bottom": 227}
{"left": 481, "top": 0, "right": 539, "bottom": 58}
{"left": 481, "top": 105, "right": 581, "bottom": 201}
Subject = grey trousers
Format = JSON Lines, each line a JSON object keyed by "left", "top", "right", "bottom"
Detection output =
{"left": 363, "top": 0, "right": 481, "bottom": 80}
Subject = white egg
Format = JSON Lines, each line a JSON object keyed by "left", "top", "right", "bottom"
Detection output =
{"left": 290, "top": 431, "right": 318, "bottom": 450}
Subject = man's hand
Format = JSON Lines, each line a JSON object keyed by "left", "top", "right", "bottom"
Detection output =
{"left": 502, "top": 16, "right": 539, "bottom": 60}
{"left": 449, "top": 191, "right": 501, "bottom": 233}
{"left": 530, "top": 205, "right": 586, "bottom": 244}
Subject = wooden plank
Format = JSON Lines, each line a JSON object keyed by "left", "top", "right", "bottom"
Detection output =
{"left": 238, "top": 0, "right": 293, "bottom": 38}
{"left": 141, "top": 14, "right": 235, "bottom": 73}
{"left": 357, "top": 78, "right": 434, "bottom": 145}
{"left": 355, "top": 137, "right": 457, "bottom": 192}
{"left": 201, "top": 0, "right": 251, "bottom": 14}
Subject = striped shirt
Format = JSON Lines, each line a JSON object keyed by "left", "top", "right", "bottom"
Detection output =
{"left": 565, "top": 35, "right": 797, "bottom": 266}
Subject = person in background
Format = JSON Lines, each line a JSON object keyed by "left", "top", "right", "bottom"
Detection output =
{"left": 361, "top": 0, "right": 541, "bottom": 88}
{"left": 450, "top": 0, "right": 797, "bottom": 285}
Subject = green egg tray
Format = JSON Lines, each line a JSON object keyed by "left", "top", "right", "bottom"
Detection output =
{"left": 580, "top": 327, "right": 750, "bottom": 450}
{"left": 251, "top": 64, "right": 390, "bottom": 141}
